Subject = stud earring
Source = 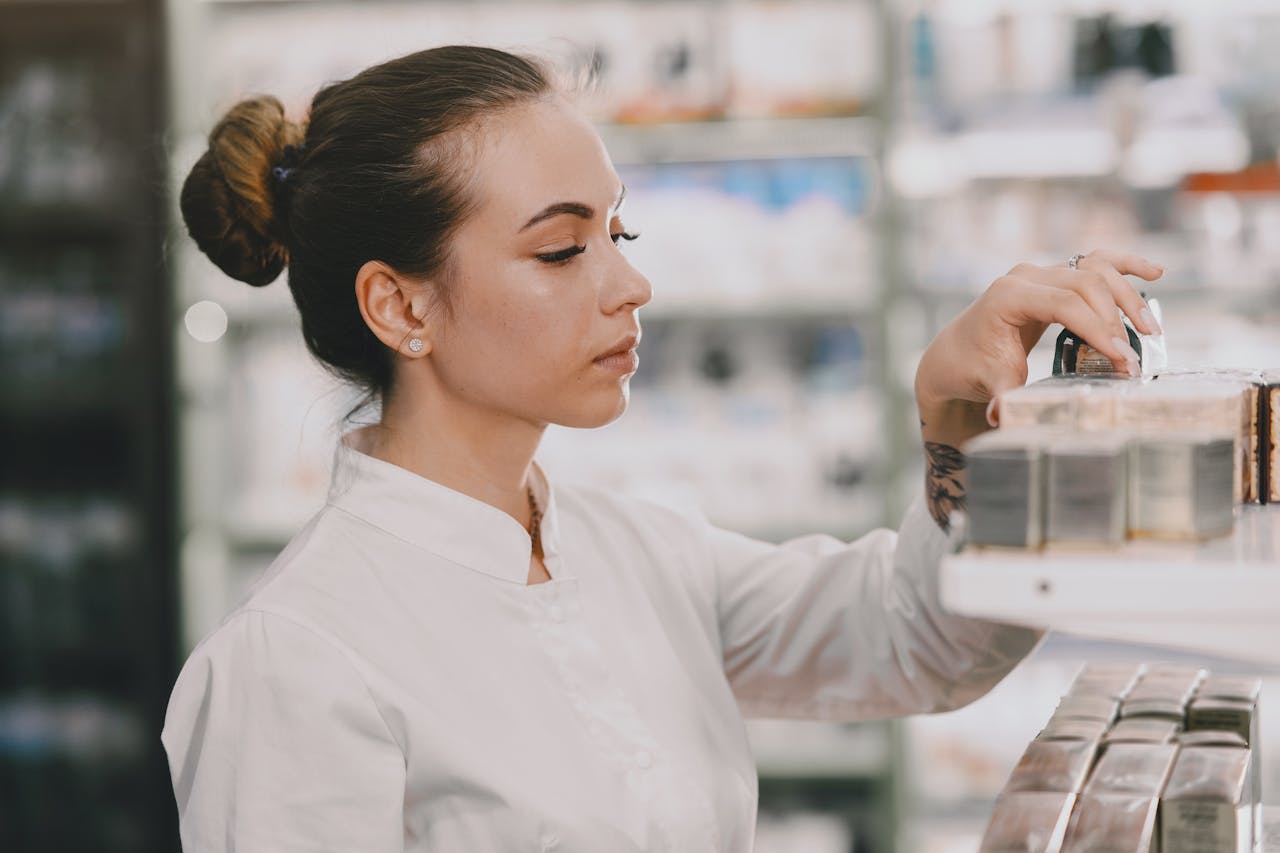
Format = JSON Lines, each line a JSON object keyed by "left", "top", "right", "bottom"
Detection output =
{"left": 408, "top": 337, "right": 424, "bottom": 353}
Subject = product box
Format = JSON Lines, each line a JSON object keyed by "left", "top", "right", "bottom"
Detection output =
{"left": 1156, "top": 369, "right": 1263, "bottom": 504}
{"left": 998, "top": 378, "right": 1120, "bottom": 430}
{"left": 1102, "top": 718, "right": 1181, "bottom": 749}
{"left": 1196, "top": 676, "right": 1262, "bottom": 703}
{"left": 1068, "top": 663, "right": 1146, "bottom": 700}
{"left": 1061, "top": 794, "right": 1161, "bottom": 853}
{"left": 1128, "top": 668, "right": 1206, "bottom": 704}
{"left": 1120, "top": 697, "right": 1187, "bottom": 724}
{"left": 1117, "top": 379, "right": 1251, "bottom": 504}
{"left": 1160, "top": 745, "right": 1254, "bottom": 853}
{"left": 979, "top": 791, "right": 1076, "bottom": 853}
{"left": 1083, "top": 742, "right": 1180, "bottom": 798}
{"left": 1038, "top": 719, "right": 1110, "bottom": 743}
{"left": 964, "top": 428, "right": 1049, "bottom": 549}
{"left": 1188, "top": 698, "right": 1256, "bottom": 747}
{"left": 1127, "top": 432, "right": 1235, "bottom": 540}
{"left": 1004, "top": 740, "right": 1099, "bottom": 795}
{"left": 1051, "top": 695, "right": 1121, "bottom": 725}
{"left": 1044, "top": 432, "right": 1130, "bottom": 547}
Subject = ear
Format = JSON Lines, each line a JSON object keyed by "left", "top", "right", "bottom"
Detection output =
{"left": 354, "top": 260, "right": 438, "bottom": 356}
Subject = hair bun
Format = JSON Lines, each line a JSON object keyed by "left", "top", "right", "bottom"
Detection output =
{"left": 179, "top": 95, "right": 306, "bottom": 287}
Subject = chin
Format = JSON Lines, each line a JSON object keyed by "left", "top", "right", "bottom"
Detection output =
{"left": 558, "top": 385, "right": 631, "bottom": 429}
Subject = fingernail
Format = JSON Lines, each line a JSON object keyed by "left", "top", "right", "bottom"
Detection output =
{"left": 1112, "top": 337, "right": 1141, "bottom": 377}
{"left": 986, "top": 397, "right": 998, "bottom": 428}
{"left": 1140, "top": 307, "right": 1163, "bottom": 336}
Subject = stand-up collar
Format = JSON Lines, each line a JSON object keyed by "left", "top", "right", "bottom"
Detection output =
{"left": 324, "top": 424, "right": 560, "bottom": 585}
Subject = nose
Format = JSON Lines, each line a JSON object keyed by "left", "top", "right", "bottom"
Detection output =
{"left": 603, "top": 254, "right": 653, "bottom": 314}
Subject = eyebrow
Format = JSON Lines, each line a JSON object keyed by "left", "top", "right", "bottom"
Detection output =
{"left": 519, "top": 184, "right": 627, "bottom": 232}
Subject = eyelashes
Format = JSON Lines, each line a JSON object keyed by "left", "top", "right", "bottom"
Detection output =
{"left": 536, "top": 231, "right": 639, "bottom": 265}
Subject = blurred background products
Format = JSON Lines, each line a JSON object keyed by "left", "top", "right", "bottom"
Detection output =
{"left": 6, "top": 0, "right": 1280, "bottom": 850}
{"left": 0, "top": 1, "right": 175, "bottom": 851}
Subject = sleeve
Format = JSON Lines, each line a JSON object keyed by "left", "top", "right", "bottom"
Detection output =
{"left": 159, "top": 609, "right": 406, "bottom": 852}
{"left": 708, "top": 490, "right": 1045, "bottom": 721}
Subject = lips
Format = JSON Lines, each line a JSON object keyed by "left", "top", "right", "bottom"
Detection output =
{"left": 593, "top": 332, "right": 640, "bottom": 362}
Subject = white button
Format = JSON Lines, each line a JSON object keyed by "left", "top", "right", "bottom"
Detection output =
{"left": 549, "top": 604, "right": 564, "bottom": 622}
{"left": 634, "top": 750, "right": 652, "bottom": 769}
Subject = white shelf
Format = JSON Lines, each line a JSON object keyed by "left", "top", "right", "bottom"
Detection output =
{"left": 599, "top": 116, "right": 879, "bottom": 166}
{"left": 940, "top": 506, "right": 1280, "bottom": 666}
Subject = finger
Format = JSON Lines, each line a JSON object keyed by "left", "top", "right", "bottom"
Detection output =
{"left": 1079, "top": 250, "right": 1165, "bottom": 282}
{"left": 991, "top": 276, "right": 1141, "bottom": 377}
{"left": 1087, "top": 262, "right": 1162, "bottom": 336}
{"left": 1017, "top": 262, "right": 1158, "bottom": 337}
{"left": 1007, "top": 263, "right": 1128, "bottom": 341}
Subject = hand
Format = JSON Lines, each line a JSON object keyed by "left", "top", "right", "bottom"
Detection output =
{"left": 913, "top": 250, "right": 1165, "bottom": 532}
{"left": 915, "top": 250, "right": 1165, "bottom": 423}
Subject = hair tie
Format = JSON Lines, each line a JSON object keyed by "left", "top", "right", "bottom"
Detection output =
{"left": 272, "top": 142, "right": 307, "bottom": 186}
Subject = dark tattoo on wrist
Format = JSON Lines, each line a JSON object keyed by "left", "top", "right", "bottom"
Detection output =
{"left": 923, "top": 439, "right": 966, "bottom": 534}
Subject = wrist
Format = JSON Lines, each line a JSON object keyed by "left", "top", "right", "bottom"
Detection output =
{"left": 916, "top": 397, "right": 988, "bottom": 535}
{"left": 917, "top": 396, "right": 990, "bottom": 447}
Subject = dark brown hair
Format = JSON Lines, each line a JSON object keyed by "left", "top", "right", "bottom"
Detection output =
{"left": 180, "top": 45, "right": 554, "bottom": 409}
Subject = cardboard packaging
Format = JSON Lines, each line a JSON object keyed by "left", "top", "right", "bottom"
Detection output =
{"left": 1038, "top": 719, "right": 1110, "bottom": 743}
{"left": 1045, "top": 432, "right": 1130, "bottom": 547}
{"left": 1061, "top": 794, "right": 1161, "bottom": 853}
{"left": 1051, "top": 695, "right": 1122, "bottom": 726}
{"left": 1156, "top": 369, "right": 1263, "bottom": 504}
{"left": 1083, "top": 742, "right": 1180, "bottom": 798}
{"left": 1004, "top": 740, "right": 1099, "bottom": 795}
{"left": 979, "top": 791, "right": 1076, "bottom": 853}
{"left": 1161, "top": 745, "right": 1254, "bottom": 853}
{"left": 965, "top": 428, "right": 1049, "bottom": 549}
{"left": 1068, "top": 663, "right": 1146, "bottom": 700}
{"left": 1116, "top": 379, "right": 1250, "bottom": 504}
{"left": 1127, "top": 433, "right": 1235, "bottom": 540}
{"left": 1102, "top": 718, "right": 1181, "bottom": 751}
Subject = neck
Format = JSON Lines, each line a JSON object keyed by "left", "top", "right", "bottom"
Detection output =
{"left": 368, "top": 377, "right": 547, "bottom": 532}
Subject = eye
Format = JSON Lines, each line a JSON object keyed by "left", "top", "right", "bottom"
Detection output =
{"left": 536, "top": 245, "right": 586, "bottom": 265}
{"left": 611, "top": 231, "right": 639, "bottom": 245}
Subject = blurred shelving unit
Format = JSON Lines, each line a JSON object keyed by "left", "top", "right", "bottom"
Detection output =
{"left": 0, "top": 1, "right": 179, "bottom": 851}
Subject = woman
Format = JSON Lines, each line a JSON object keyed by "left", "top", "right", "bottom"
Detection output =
{"left": 161, "top": 45, "right": 1163, "bottom": 851}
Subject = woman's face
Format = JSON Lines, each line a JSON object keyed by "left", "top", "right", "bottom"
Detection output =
{"left": 425, "top": 96, "right": 653, "bottom": 430}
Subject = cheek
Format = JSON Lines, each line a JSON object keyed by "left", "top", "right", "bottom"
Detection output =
{"left": 454, "top": 264, "right": 595, "bottom": 379}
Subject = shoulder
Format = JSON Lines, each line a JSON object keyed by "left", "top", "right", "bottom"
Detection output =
{"left": 169, "top": 605, "right": 359, "bottom": 698}
{"left": 172, "top": 506, "right": 400, "bottom": 691}
{"left": 230, "top": 503, "right": 411, "bottom": 626}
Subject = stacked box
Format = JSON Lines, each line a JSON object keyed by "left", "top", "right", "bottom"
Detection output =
{"left": 1061, "top": 743, "right": 1180, "bottom": 853}
{"left": 1068, "top": 663, "right": 1146, "bottom": 701}
{"left": 1045, "top": 432, "right": 1130, "bottom": 548}
{"left": 1155, "top": 369, "right": 1264, "bottom": 504}
{"left": 1128, "top": 432, "right": 1236, "bottom": 541}
{"left": 1161, "top": 745, "right": 1254, "bottom": 853}
{"left": 1050, "top": 695, "right": 1121, "bottom": 727}
{"left": 965, "top": 428, "right": 1051, "bottom": 550}
{"left": 979, "top": 792, "right": 1077, "bottom": 853}
{"left": 982, "top": 665, "right": 1264, "bottom": 853}
{"left": 1005, "top": 740, "right": 1100, "bottom": 795}
{"left": 1115, "top": 379, "right": 1251, "bottom": 506}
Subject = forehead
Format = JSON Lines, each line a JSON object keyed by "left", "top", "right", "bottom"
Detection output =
{"left": 467, "top": 97, "right": 621, "bottom": 225}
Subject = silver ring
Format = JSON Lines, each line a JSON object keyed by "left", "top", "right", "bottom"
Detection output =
{"left": 1068, "top": 253, "right": 1086, "bottom": 270}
